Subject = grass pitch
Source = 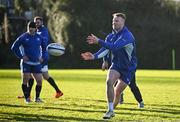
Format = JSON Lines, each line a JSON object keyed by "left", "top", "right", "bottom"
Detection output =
{"left": 0, "top": 69, "right": 180, "bottom": 121}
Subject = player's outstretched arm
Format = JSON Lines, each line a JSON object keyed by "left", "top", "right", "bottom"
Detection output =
{"left": 86, "top": 34, "right": 99, "bottom": 44}
{"left": 81, "top": 52, "right": 95, "bottom": 60}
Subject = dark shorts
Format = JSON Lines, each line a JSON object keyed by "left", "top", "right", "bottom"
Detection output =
{"left": 110, "top": 64, "right": 135, "bottom": 85}
{"left": 21, "top": 63, "right": 42, "bottom": 73}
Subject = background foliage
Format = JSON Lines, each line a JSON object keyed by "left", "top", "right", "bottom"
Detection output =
{"left": 0, "top": 0, "right": 180, "bottom": 69}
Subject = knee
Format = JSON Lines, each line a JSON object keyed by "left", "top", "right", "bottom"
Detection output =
{"left": 106, "top": 79, "right": 114, "bottom": 87}
{"left": 23, "top": 77, "right": 29, "bottom": 84}
{"left": 43, "top": 73, "right": 49, "bottom": 80}
{"left": 35, "top": 78, "right": 42, "bottom": 85}
{"left": 36, "top": 80, "right": 42, "bottom": 86}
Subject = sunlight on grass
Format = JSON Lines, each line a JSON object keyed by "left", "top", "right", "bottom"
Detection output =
{"left": 0, "top": 69, "right": 180, "bottom": 121}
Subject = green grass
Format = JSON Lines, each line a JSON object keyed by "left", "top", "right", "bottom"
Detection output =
{"left": 0, "top": 69, "right": 180, "bottom": 121}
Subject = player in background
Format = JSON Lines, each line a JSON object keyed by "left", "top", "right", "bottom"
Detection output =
{"left": 31, "top": 16, "right": 63, "bottom": 98}
{"left": 11, "top": 21, "right": 48, "bottom": 103}
{"left": 81, "top": 13, "right": 137, "bottom": 119}
{"left": 102, "top": 52, "right": 144, "bottom": 108}
{"left": 18, "top": 17, "right": 63, "bottom": 99}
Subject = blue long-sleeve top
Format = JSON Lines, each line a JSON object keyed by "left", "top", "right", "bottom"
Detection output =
{"left": 94, "top": 26, "right": 137, "bottom": 71}
{"left": 11, "top": 32, "right": 48, "bottom": 65}
{"left": 37, "top": 25, "right": 50, "bottom": 45}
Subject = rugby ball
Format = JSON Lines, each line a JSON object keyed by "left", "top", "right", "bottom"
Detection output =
{"left": 47, "top": 43, "right": 65, "bottom": 56}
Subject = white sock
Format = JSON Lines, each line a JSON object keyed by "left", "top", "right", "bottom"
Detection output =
{"left": 108, "top": 102, "right": 114, "bottom": 111}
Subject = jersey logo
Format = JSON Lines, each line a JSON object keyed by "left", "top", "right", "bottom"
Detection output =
{"left": 37, "top": 38, "right": 40, "bottom": 41}
{"left": 37, "top": 32, "right": 41, "bottom": 35}
{"left": 25, "top": 38, "right": 29, "bottom": 43}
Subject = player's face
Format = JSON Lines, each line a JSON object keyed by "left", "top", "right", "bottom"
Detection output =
{"left": 35, "top": 19, "right": 43, "bottom": 28}
{"left": 28, "top": 27, "right": 36, "bottom": 35}
{"left": 112, "top": 16, "right": 125, "bottom": 31}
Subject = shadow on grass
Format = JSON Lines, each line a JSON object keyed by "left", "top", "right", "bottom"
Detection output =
{"left": 71, "top": 98, "right": 106, "bottom": 103}
{"left": 125, "top": 102, "right": 180, "bottom": 108}
{"left": 115, "top": 110, "right": 180, "bottom": 119}
{"left": 62, "top": 97, "right": 106, "bottom": 109}
{"left": 0, "top": 103, "right": 105, "bottom": 113}
{"left": 115, "top": 102, "right": 180, "bottom": 119}
{"left": 0, "top": 112, "right": 104, "bottom": 121}
{"left": 1, "top": 100, "right": 179, "bottom": 121}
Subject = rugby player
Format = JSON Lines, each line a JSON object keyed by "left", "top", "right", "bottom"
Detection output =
{"left": 81, "top": 13, "right": 138, "bottom": 119}
{"left": 11, "top": 21, "right": 48, "bottom": 103}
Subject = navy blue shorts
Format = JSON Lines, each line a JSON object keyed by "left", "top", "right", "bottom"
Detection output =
{"left": 109, "top": 64, "right": 135, "bottom": 85}
{"left": 21, "top": 63, "right": 42, "bottom": 73}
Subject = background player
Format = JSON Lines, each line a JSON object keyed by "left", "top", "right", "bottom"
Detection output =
{"left": 12, "top": 21, "right": 48, "bottom": 103}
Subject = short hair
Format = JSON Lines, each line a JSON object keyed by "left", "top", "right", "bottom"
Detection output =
{"left": 34, "top": 16, "right": 43, "bottom": 22}
{"left": 27, "top": 21, "right": 36, "bottom": 28}
{"left": 112, "top": 13, "right": 126, "bottom": 20}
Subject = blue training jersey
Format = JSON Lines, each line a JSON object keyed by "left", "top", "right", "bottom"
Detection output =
{"left": 37, "top": 25, "right": 50, "bottom": 45}
{"left": 11, "top": 32, "right": 48, "bottom": 65}
{"left": 94, "top": 26, "right": 137, "bottom": 71}
{"left": 37, "top": 25, "right": 50, "bottom": 65}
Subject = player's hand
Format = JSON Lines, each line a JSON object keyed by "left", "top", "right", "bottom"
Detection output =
{"left": 81, "top": 52, "right": 94, "bottom": 60}
{"left": 22, "top": 56, "right": 29, "bottom": 62}
{"left": 102, "top": 61, "right": 109, "bottom": 71}
{"left": 86, "top": 34, "right": 99, "bottom": 44}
